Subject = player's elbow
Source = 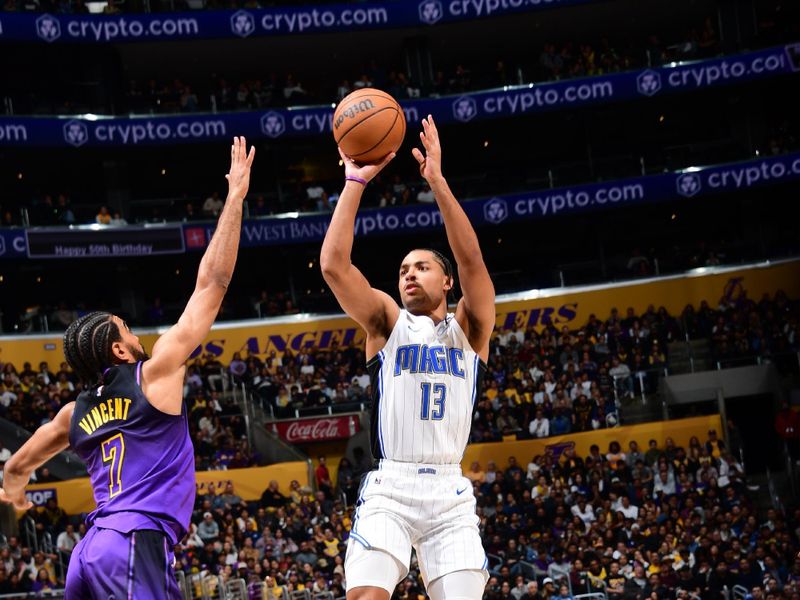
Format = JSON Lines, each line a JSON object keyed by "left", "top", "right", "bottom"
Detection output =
{"left": 320, "top": 255, "right": 345, "bottom": 282}
{"left": 459, "top": 248, "right": 485, "bottom": 270}
{"left": 197, "top": 273, "right": 231, "bottom": 292}
{"left": 4, "top": 455, "right": 28, "bottom": 479}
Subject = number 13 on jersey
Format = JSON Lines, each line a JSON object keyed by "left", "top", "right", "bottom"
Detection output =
{"left": 420, "top": 382, "right": 446, "bottom": 420}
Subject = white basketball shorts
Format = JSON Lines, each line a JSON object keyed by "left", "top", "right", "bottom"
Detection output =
{"left": 345, "top": 460, "right": 488, "bottom": 592}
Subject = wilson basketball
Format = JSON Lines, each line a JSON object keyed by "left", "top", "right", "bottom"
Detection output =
{"left": 333, "top": 88, "right": 406, "bottom": 165}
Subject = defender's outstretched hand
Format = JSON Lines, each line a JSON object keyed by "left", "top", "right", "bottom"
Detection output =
{"left": 226, "top": 136, "right": 256, "bottom": 202}
{"left": 412, "top": 114, "right": 443, "bottom": 184}
{"left": 339, "top": 147, "right": 395, "bottom": 184}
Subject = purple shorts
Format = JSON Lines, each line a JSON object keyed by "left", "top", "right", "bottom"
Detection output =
{"left": 65, "top": 527, "right": 181, "bottom": 600}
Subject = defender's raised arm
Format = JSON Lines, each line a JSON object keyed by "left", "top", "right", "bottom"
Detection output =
{"left": 142, "top": 136, "right": 255, "bottom": 413}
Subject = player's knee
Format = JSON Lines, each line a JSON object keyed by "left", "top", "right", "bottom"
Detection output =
{"left": 428, "top": 569, "right": 487, "bottom": 600}
{"left": 347, "top": 586, "right": 391, "bottom": 600}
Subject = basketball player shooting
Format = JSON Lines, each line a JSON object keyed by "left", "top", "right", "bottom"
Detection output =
{"left": 0, "top": 137, "right": 255, "bottom": 599}
{"left": 321, "top": 115, "right": 495, "bottom": 600}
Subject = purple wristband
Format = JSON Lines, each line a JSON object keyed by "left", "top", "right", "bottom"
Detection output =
{"left": 346, "top": 175, "right": 367, "bottom": 186}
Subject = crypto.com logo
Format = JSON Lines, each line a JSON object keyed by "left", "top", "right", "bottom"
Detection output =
{"left": 452, "top": 96, "right": 477, "bottom": 123}
{"left": 483, "top": 198, "right": 508, "bottom": 225}
{"left": 36, "top": 14, "right": 61, "bottom": 42}
{"left": 636, "top": 70, "right": 662, "bottom": 96}
{"left": 260, "top": 112, "right": 286, "bottom": 138}
{"left": 418, "top": 0, "right": 443, "bottom": 25}
{"left": 63, "top": 120, "right": 89, "bottom": 148}
{"left": 230, "top": 10, "right": 255, "bottom": 38}
{"left": 676, "top": 173, "right": 702, "bottom": 197}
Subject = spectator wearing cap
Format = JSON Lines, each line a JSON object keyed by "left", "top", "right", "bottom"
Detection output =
{"left": 198, "top": 512, "right": 219, "bottom": 543}
{"left": 541, "top": 577, "right": 557, "bottom": 600}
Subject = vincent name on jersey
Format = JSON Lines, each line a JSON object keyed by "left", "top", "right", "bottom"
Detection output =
{"left": 393, "top": 344, "right": 466, "bottom": 379}
{"left": 77, "top": 398, "right": 132, "bottom": 435}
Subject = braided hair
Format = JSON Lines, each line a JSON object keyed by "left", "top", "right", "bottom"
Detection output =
{"left": 419, "top": 248, "right": 457, "bottom": 304}
{"left": 63, "top": 311, "right": 122, "bottom": 385}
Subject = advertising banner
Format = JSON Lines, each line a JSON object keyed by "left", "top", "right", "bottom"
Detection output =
{"left": 0, "top": 0, "right": 604, "bottom": 44}
{"left": 0, "top": 45, "right": 796, "bottom": 147}
{"left": 269, "top": 415, "right": 360, "bottom": 444}
{"left": 2, "top": 152, "right": 799, "bottom": 259}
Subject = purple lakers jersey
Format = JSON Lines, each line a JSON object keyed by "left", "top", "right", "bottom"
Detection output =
{"left": 69, "top": 361, "right": 194, "bottom": 545}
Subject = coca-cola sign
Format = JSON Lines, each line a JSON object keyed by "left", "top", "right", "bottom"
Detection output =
{"left": 271, "top": 416, "right": 359, "bottom": 444}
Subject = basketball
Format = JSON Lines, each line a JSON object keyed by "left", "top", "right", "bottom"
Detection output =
{"left": 333, "top": 88, "right": 406, "bottom": 165}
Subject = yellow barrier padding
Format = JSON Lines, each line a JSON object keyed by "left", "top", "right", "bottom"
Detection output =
{"left": 461, "top": 415, "right": 723, "bottom": 471}
{"left": 2, "top": 260, "right": 797, "bottom": 366}
{"left": 25, "top": 461, "right": 308, "bottom": 515}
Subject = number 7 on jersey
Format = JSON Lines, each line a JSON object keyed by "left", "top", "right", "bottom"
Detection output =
{"left": 101, "top": 433, "right": 125, "bottom": 498}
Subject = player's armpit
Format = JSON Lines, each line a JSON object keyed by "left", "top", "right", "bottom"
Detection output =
{"left": 145, "top": 284, "right": 223, "bottom": 377}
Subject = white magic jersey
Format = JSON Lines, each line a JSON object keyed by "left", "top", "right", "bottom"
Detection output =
{"left": 367, "top": 309, "right": 486, "bottom": 464}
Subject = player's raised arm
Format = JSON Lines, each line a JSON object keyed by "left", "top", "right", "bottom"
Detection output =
{"left": 320, "top": 149, "right": 399, "bottom": 353}
{"left": 142, "top": 137, "right": 255, "bottom": 411}
{"left": 0, "top": 402, "right": 74, "bottom": 511}
{"left": 412, "top": 115, "right": 495, "bottom": 359}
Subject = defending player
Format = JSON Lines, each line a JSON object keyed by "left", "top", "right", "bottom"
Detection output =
{"left": 320, "top": 115, "right": 495, "bottom": 600}
{"left": 0, "top": 137, "right": 255, "bottom": 599}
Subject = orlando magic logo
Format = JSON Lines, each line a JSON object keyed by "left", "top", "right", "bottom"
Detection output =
{"left": 260, "top": 112, "right": 286, "bottom": 138}
{"left": 675, "top": 173, "right": 702, "bottom": 197}
{"left": 483, "top": 198, "right": 508, "bottom": 225}
{"left": 63, "top": 120, "right": 89, "bottom": 148}
{"left": 636, "top": 70, "right": 662, "bottom": 96}
{"left": 230, "top": 10, "right": 255, "bottom": 38}
{"left": 452, "top": 96, "right": 477, "bottom": 123}
{"left": 36, "top": 14, "right": 61, "bottom": 42}
{"left": 418, "top": 0, "right": 443, "bottom": 25}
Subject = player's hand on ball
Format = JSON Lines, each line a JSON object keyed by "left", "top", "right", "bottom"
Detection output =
{"left": 339, "top": 147, "right": 395, "bottom": 184}
{"left": 0, "top": 487, "right": 33, "bottom": 511}
{"left": 412, "top": 114, "right": 443, "bottom": 184}
{"left": 226, "top": 136, "right": 256, "bottom": 202}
